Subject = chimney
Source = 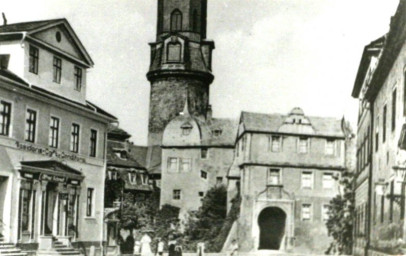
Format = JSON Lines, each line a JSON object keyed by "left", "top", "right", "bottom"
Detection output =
{"left": 0, "top": 55, "right": 10, "bottom": 70}
{"left": 206, "top": 104, "right": 212, "bottom": 122}
{"left": 2, "top": 13, "right": 7, "bottom": 26}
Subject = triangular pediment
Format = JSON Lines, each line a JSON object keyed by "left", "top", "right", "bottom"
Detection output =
{"left": 27, "top": 20, "right": 93, "bottom": 67}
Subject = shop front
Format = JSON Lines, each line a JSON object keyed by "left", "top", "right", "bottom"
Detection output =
{"left": 17, "top": 160, "right": 83, "bottom": 248}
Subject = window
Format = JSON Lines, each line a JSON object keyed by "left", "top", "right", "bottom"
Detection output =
{"left": 325, "top": 139, "right": 335, "bottom": 155}
{"left": 107, "top": 170, "right": 118, "bottom": 180}
{"left": 200, "top": 170, "right": 207, "bottom": 179}
{"left": 70, "top": 123, "right": 80, "bottom": 153}
{"left": 267, "top": 169, "right": 280, "bottom": 185}
{"left": 392, "top": 89, "right": 397, "bottom": 131}
{"left": 173, "top": 189, "right": 181, "bottom": 200}
{"left": 216, "top": 177, "right": 223, "bottom": 185}
{"left": 383, "top": 105, "right": 387, "bottom": 143}
{"left": 375, "top": 116, "right": 379, "bottom": 152}
{"left": 322, "top": 205, "right": 330, "bottom": 221}
{"left": 25, "top": 109, "right": 36, "bottom": 142}
{"left": 301, "top": 171, "right": 313, "bottom": 189}
{"left": 322, "top": 172, "right": 334, "bottom": 189}
{"left": 128, "top": 173, "right": 136, "bottom": 184}
{"left": 271, "top": 135, "right": 281, "bottom": 152}
{"left": 49, "top": 116, "right": 59, "bottom": 148}
{"left": 167, "top": 42, "right": 181, "bottom": 62}
{"left": 213, "top": 129, "right": 222, "bottom": 137}
{"left": 29, "top": 45, "right": 39, "bottom": 74}
{"left": 86, "top": 188, "right": 94, "bottom": 217}
{"left": 74, "top": 66, "right": 82, "bottom": 91}
{"left": 53, "top": 56, "right": 62, "bottom": 83}
{"left": 0, "top": 101, "right": 11, "bottom": 136}
{"left": 198, "top": 191, "right": 204, "bottom": 198}
{"left": 241, "top": 136, "right": 247, "bottom": 151}
{"left": 19, "top": 188, "right": 31, "bottom": 232}
{"left": 302, "top": 204, "right": 311, "bottom": 220}
{"left": 180, "top": 158, "right": 192, "bottom": 172}
{"left": 298, "top": 137, "right": 309, "bottom": 153}
{"left": 170, "top": 9, "right": 182, "bottom": 31}
{"left": 201, "top": 148, "right": 208, "bottom": 159}
{"left": 168, "top": 158, "right": 178, "bottom": 173}
{"left": 89, "top": 129, "right": 97, "bottom": 157}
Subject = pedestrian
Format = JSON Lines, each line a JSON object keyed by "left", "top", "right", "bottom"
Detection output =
{"left": 140, "top": 232, "right": 152, "bottom": 256}
{"left": 119, "top": 228, "right": 134, "bottom": 256}
{"left": 157, "top": 237, "right": 165, "bottom": 256}
{"left": 168, "top": 236, "right": 176, "bottom": 256}
{"left": 174, "top": 239, "right": 182, "bottom": 256}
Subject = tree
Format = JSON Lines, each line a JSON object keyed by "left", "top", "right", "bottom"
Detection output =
{"left": 325, "top": 171, "right": 354, "bottom": 255}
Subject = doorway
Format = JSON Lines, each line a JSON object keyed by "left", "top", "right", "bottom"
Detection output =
{"left": 44, "top": 182, "right": 58, "bottom": 235}
{"left": 258, "top": 207, "right": 286, "bottom": 250}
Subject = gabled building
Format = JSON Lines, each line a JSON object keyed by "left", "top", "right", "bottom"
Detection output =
{"left": 228, "top": 108, "right": 353, "bottom": 254}
{"left": 0, "top": 18, "right": 116, "bottom": 255}
{"left": 351, "top": 1, "right": 406, "bottom": 255}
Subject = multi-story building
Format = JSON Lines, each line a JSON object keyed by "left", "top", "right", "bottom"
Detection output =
{"left": 0, "top": 19, "right": 116, "bottom": 255}
{"left": 227, "top": 108, "right": 352, "bottom": 254}
{"left": 352, "top": 1, "right": 406, "bottom": 255}
{"left": 160, "top": 103, "right": 237, "bottom": 215}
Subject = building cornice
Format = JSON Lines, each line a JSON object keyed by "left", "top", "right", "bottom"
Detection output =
{"left": 239, "top": 162, "right": 346, "bottom": 171}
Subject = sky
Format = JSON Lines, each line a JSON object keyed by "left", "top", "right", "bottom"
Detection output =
{"left": 1, "top": 0, "right": 400, "bottom": 145}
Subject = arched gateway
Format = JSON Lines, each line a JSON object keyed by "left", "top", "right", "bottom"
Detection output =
{"left": 258, "top": 207, "right": 286, "bottom": 250}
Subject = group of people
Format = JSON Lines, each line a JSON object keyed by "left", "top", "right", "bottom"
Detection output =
{"left": 119, "top": 230, "right": 183, "bottom": 256}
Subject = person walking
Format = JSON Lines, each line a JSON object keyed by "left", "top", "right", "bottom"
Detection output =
{"left": 230, "top": 240, "right": 238, "bottom": 256}
{"left": 156, "top": 238, "right": 165, "bottom": 256}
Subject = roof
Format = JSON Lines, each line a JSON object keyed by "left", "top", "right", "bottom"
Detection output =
{"left": 0, "top": 70, "right": 117, "bottom": 121}
{"left": 128, "top": 145, "right": 148, "bottom": 168}
{"left": 106, "top": 167, "right": 152, "bottom": 192}
{"left": 365, "top": 1, "right": 406, "bottom": 100}
{"left": 108, "top": 124, "right": 132, "bottom": 141}
{"left": 107, "top": 143, "right": 146, "bottom": 169}
{"left": 20, "top": 160, "right": 84, "bottom": 179}
{"left": 0, "top": 18, "right": 94, "bottom": 66}
{"left": 351, "top": 36, "right": 385, "bottom": 98}
{"left": 240, "top": 110, "right": 345, "bottom": 138}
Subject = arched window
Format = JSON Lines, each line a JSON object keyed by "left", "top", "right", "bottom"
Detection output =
{"left": 171, "top": 9, "right": 182, "bottom": 31}
{"left": 192, "top": 10, "right": 198, "bottom": 32}
{"left": 167, "top": 42, "right": 181, "bottom": 62}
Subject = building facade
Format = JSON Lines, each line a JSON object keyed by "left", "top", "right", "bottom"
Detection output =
{"left": 352, "top": 2, "right": 406, "bottom": 255}
{"left": 0, "top": 19, "right": 116, "bottom": 255}
{"left": 228, "top": 108, "right": 352, "bottom": 254}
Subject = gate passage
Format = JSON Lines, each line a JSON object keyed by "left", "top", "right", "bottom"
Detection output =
{"left": 258, "top": 207, "right": 286, "bottom": 250}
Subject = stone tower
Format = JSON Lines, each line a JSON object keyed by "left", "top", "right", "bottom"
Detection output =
{"left": 147, "top": 0, "right": 215, "bottom": 146}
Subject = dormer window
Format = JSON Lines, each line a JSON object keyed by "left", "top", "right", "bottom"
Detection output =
{"left": 114, "top": 150, "right": 128, "bottom": 159}
{"left": 107, "top": 170, "right": 118, "bottom": 180}
{"left": 128, "top": 172, "right": 136, "bottom": 184}
{"left": 181, "top": 122, "right": 192, "bottom": 136}
{"left": 170, "top": 9, "right": 182, "bottom": 32}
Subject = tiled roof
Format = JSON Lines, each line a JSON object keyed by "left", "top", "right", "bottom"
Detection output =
{"left": 0, "top": 19, "right": 65, "bottom": 33}
{"left": 240, "top": 111, "right": 344, "bottom": 138}
{"left": 107, "top": 143, "right": 145, "bottom": 169}
{"left": 205, "top": 118, "right": 238, "bottom": 146}
{"left": 128, "top": 145, "right": 148, "bottom": 168}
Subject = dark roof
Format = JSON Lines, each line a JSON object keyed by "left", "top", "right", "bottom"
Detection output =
{"left": 0, "top": 69, "right": 29, "bottom": 85}
{"left": 108, "top": 125, "right": 132, "bottom": 141}
{"left": 21, "top": 160, "right": 83, "bottom": 176}
{"left": 365, "top": 1, "right": 406, "bottom": 100}
{"left": 0, "top": 19, "right": 65, "bottom": 33}
{"left": 107, "top": 167, "right": 152, "bottom": 192}
{"left": 107, "top": 143, "right": 145, "bottom": 169}
{"left": 240, "top": 111, "right": 345, "bottom": 138}
{"left": 205, "top": 118, "right": 238, "bottom": 146}
{"left": 351, "top": 36, "right": 385, "bottom": 98}
{"left": 128, "top": 145, "right": 148, "bottom": 168}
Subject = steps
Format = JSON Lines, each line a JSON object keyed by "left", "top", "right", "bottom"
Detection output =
{"left": 37, "top": 238, "right": 83, "bottom": 256}
{"left": 0, "top": 237, "right": 27, "bottom": 256}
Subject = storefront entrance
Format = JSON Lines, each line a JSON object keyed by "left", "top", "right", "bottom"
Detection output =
{"left": 258, "top": 207, "right": 286, "bottom": 250}
{"left": 0, "top": 176, "right": 8, "bottom": 238}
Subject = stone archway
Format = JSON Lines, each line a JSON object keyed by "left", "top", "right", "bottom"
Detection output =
{"left": 258, "top": 207, "right": 286, "bottom": 250}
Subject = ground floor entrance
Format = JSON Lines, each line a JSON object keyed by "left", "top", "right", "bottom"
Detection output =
{"left": 258, "top": 207, "right": 286, "bottom": 250}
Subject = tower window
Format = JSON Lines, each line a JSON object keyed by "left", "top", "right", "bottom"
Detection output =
{"left": 167, "top": 42, "right": 181, "bottom": 62}
{"left": 170, "top": 9, "right": 182, "bottom": 32}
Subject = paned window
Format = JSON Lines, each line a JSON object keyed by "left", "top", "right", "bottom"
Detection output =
{"left": 74, "top": 66, "right": 82, "bottom": 91}
{"left": 173, "top": 189, "right": 181, "bottom": 200}
{"left": 301, "top": 171, "right": 313, "bottom": 189}
{"left": 168, "top": 158, "right": 178, "bottom": 173}
{"left": 325, "top": 139, "right": 335, "bottom": 155}
{"left": 302, "top": 204, "right": 311, "bottom": 220}
{"left": 70, "top": 123, "right": 80, "bottom": 153}
{"left": 180, "top": 158, "right": 191, "bottom": 172}
{"left": 86, "top": 188, "right": 94, "bottom": 217}
{"left": 53, "top": 56, "right": 62, "bottom": 83}
{"left": 49, "top": 117, "right": 59, "bottom": 148}
{"left": 200, "top": 170, "right": 207, "bottom": 179}
{"left": 25, "top": 109, "right": 36, "bottom": 142}
{"left": 323, "top": 172, "right": 334, "bottom": 189}
{"left": 29, "top": 45, "right": 39, "bottom": 74}
{"left": 89, "top": 129, "right": 97, "bottom": 157}
{"left": 392, "top": 89, "right": 397, "bottom": 131}
{"left": 201, "top": 148, "right": 208, "bottom": 159}
{"left": 267, "top": 169, "right": 280, "bottom": 185}
{"left": 0, "top": 101, "right": 11, "bottom": 136}
{"left": 107, "top": 170, "right": 118, "bottom": 180}
{"left": 322, "top": 205, "right": 330, "bottom": 221}
{"left": 271, "top": 135, "right": 281, "bottom": 152}
{"left": 167, "top": 42, "right": 181, "bottom": 62}
{"left": 216, "top": 177, "right": 223, "bottom": 185}
{"left": 298, "top": 137, "right": 309, "bottom": 153}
